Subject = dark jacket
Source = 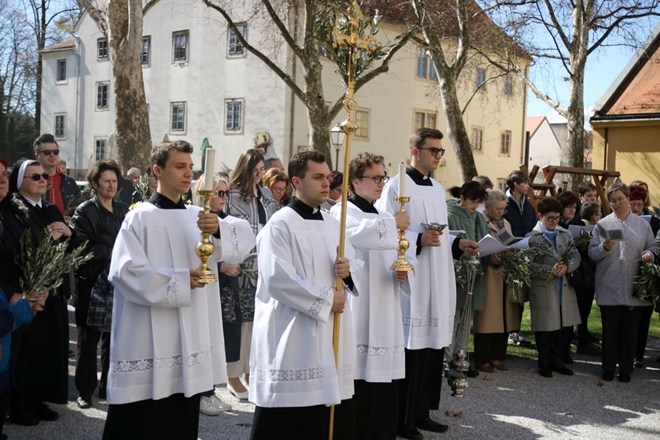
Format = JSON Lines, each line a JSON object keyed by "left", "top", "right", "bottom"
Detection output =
{"left": 116, "top": 175, "right": 135, "bottom": 206}
{"left": 70, "top": 197, "right": 129, "bottom": 281}
{"left": 48, "top": 172, "right": 80, "bottom": 211}
{"left": 504, "top": 191, "right": 537, "bottom": 238}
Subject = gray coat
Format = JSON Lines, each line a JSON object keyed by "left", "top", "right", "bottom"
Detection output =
{"left": 588, "top": 212, "right": 659, "bottom": 306}
{"left": 528, "top": 224, "right": 581, "bottom": 332}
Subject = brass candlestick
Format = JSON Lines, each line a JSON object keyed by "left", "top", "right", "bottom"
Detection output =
{"left": 390, "top": 196, "right": 414, "bottom": 272}
{"left": 195, "top": 189, "right": 218, "bottom": 284}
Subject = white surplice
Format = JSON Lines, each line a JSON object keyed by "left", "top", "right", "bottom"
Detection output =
{"left": 107, "top": 203, "right": 255, "bottom": 404}
{"left": 249, "top": 206, "right": 360, "bottom": 408}
{"left": 375, "top": 174, "right": 457, "bottom": 350}
{"left": 330, "top": 201, "right": 408, "bottom": 383}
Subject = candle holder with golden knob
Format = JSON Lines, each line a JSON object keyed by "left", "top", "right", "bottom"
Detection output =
{"left": 390, "top": 196, "right": 414, "bottom": 272}
{"left": 195, "top": 189, "right": 218, "bottom": 284}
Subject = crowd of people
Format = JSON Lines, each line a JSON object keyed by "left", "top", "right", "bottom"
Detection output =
{"left": 0, "top": 128, "right": 659, "bottom": 440}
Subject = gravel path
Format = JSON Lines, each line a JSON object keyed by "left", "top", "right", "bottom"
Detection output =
{"left": 5, "top": 308, "right": 659, "bottom": 440}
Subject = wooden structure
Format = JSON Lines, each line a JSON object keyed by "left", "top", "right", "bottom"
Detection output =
{"left": 521, "top": 165, "right": 620, "bottom": 214}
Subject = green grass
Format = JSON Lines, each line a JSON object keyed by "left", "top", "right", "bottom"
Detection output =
{"left": 491, "top": 302, "right": 660, "bottom": 359}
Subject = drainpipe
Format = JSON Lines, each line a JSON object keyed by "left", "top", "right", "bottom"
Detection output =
{"left": 72, "top": 33, "right": 82, "bottom": 172}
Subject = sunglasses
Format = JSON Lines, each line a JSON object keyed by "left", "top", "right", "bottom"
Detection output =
{"left": 25, "top": 173, "right": 49, "bottom": 181}
{"left": 39, "top": 149, "right": 60, "bottom": 156}
{"left": 217, "top": 190, "right": 229, "bottom": 197}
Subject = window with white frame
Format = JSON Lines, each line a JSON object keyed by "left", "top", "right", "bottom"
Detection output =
{"left": 141, "top": 36, "right": 151, "bottom": 65}
{"left": 355, "top": 109, "right": 370, "bottom": 140}
{"left": 476, "top": 67, "right": 486, "bottom": 90}
{"left": 97, "top": 38, "right": 109, "bottom": 60}
{"left": 172, "top": 31, "right": 189, "bottom": 62}
{"left": 500, "top": 130, "right": 512, "bottom": 156}
{"left": 96, "top": 81, "right": 109, "bottom": 110}
{"left": 95, "top": 138, "right": 107, "bottom": 161}
{"left": 170, "top": 102, "right": 186, "bottom": 132}
{"left": 414, "top": 110, "right": 437, "bottom": 130}
{"left": 228, "top": 23, "right": 247, "bottom": 57}
{"left": 54, "top": 114, "right": 65, "bottom": 138}
{"left": 497, "top": 178, "right": 507, "bottom": 190}
{"left": 503, "top": 74, "right": 513, "bottom": 96}
{"left": 225, "top": 98, "right": 244, "bottom": 133}
{"left": 472, "top": 127, "right": 484, "bottom": 150}
{"left": 56, "top": 59, "right": 67, "bottom": 82}
{"left": 416, "top": 48, "right": 438, "bottom": 81}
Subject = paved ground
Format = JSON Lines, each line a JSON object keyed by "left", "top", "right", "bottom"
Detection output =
{"left": 5, "top": 307, "right": 660, "bottom": 440}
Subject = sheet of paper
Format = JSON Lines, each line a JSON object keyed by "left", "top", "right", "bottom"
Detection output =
{"left": 508, "top": 236, "right": 530, "bottom": 250}
{"left": 477, "top": 234, "right": 508, "bottom": 257}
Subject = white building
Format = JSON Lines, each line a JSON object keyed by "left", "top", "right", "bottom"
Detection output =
{"left": 41, "top": 0, "right": 529, "bottom": 189}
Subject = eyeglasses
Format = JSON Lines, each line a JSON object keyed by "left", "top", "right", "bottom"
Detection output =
{"left": 38, "top": 149, "right": 60, "bottom": 156}
{"left": 609, "top": 196, "right": 627, "bottom": 205}
{"left": 271, "top": 187, "right": 286, "bottom": 193}
{"left": 544, "top": 214, "right": 560, "bottom": 221}
{"left": 418, "top": 147, "right": 445, "bottom": 157}
{"left": 357, "top": 175, "right": 389, "bottom": 184}
{"left": 24, "top": 173, "right": 49, "bottom": 181}
{"left": 217, "top": 190, "right": 229, "bottom": 197}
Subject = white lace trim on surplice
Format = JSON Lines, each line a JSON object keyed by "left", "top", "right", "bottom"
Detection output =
{"left": 112, "top": 349, "right": 213, "bottom": 373}
{"left": 356, "top": 344, "right": 405, "bottom": 357}
{"left": 402, "top": 317, "right": 439, "bottom": 328}
{"left": 253, "top": 364, "right": 351, "bottom": 383}
{"left": 306, "top": 286, "right": 333, "bottom": 318}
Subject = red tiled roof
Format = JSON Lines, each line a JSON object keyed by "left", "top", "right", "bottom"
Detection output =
{"left": 526, "top": 116, "right": 546, "bottom": 137}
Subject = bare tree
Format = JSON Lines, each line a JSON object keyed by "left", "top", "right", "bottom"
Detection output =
{"left": 202, "top": 0, "right": 411, "bottom": 165}
{"left": 486, "top": 0, "right": 659, "bottom": 185}
{"left": 77, "top": 0, "right": 158, "bottom": 169}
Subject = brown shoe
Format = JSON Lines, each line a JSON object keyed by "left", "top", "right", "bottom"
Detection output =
{"left": 477, "top": 363, "right": 495, "bottom": 373}
{"left": 490, "top": 360, "right": 509, "bottom": 371}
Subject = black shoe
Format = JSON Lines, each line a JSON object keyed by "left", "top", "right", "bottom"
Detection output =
{"left": 602, "top": 372, "right": 614, "bottom": 382}
{"left": 552, "top": 364, "right": 574, "bottom": 375}
{"left": 397, "top": 426, "right": 423, "bottom": 440}
{"left": 538, "top": 368, "right": 553, "bottom": 378}
{"left": 618, "top": 373, "right": 631, "bottom": 383}
{"left": 560, "top": 356, "right": 574, "bottom": 365}
{"left": 76, "top": 397, "right": 92, "bottom": 409}
{"left": 9, "top": 411, "right": 40, "bottom": 426}
{"left": 33, "top": 403, "right": 59, "bottom": 421}
{"left": 634, "top": 358, "right": 644, "bottom": 368}
{"left": 466, "top": 367, "right": 479, "bottom": 378}
{"left": 417, "top": 418, "right": 449, "bottom": 433}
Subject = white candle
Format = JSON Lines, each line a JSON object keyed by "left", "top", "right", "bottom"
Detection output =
{"left": 203, "top": 147, "right": 216, "bottom": 191}
{"left": 398, "top": 162, "right": 406, "bottom": 198}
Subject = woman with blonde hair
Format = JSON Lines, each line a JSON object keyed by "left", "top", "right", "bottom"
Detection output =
{"left": 261, "top": 168, "right": 290, "bottom": 208}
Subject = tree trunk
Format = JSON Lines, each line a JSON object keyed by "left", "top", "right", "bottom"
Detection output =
{"left": 302, "top": 34, "right": 332, "bottom": 163}
{"left": 107, "top": 0, "right": 151, "bottom": 169}
{"left": 34, "top": 0, "right": 48, "bottom": 136}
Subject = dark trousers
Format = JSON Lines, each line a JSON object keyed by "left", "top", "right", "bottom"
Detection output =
{"left": 576, "top": 287, "right": 596, "bottom": 345}
{"left": 600, "top": 306, "right": 642, "bottom": 376}
{"left": 0, "top": 388, "right": 9, "bottom": 435}
{"left": 251, "top": 399, "right": 355, "bottom": 440}
{"left": 354, "top": 379, "right": 399, "bottom": 440}
{"left": 473, "top": 333, "right": 509, "bottom": 366}
{"left": 399, "top": 348, "right": 444, "bottom": 430}
{"left": 103, "top": 393, "right": 201, "bottom": 440}
{"left": 535, "top": 327, "right": 571, "bottom": 370}
{"left": 635, "top": 306, "right": 654, "bottom": 360}
{"left": 74, "top": 278, "right": 110, "bottom": 400}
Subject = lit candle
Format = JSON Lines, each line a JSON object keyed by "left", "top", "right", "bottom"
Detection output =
{"left": 203, "top": 147, "right": 216, "bottom": 191}
{"left": 398, "top": 162, "right": 406, "bottom": 198}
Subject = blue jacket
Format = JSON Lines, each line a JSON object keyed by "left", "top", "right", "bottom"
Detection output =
{"left": 0, "top": 289, "right": 33, "bottom": 390}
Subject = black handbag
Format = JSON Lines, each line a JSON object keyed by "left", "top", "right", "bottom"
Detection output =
{"left": 87, "top": 269, "right": 113, "bottom": 332}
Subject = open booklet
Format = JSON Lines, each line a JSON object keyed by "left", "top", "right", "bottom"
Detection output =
{"left": 595, "top": 223, "right": 625, "bottom": 241}
{"left": 477, "top": 234, "right": 530, "bottom": 257}
{"left": 568, "top": 224, "right": 596, "bottom": 238}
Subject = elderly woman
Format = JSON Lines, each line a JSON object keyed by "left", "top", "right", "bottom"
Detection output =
{"left": 69, "top": 160, "right": 129, "bottom": 409}
{"left": 529, "top": 197, "right": 581, "bottom": 378}
{"left": 473, "top": 190, "right": 521, "bottom": 372}
{"left": 589, "top": 183, "right": 658, "bottom": 382}
{"left": 225, "top": 149, "right": 277, "bottom": 399}
{"left": 0, "top": 159, "right": 71, "bottom": 425}
{"left": 261, "top": 168, "right": 290, "bottom": 208}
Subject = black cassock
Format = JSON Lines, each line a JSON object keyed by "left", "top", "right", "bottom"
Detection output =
{"left": 0, "top": 195, "right": 70, "bottom": 419}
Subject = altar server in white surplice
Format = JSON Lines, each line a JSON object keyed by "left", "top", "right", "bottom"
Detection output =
{"left": 375, "top": 128, "right": 479, "bottom": 440}
{"left": 330, "top": 152, "right": 412, "bottom": 440}
{"left": 103, "top": 141, "right": 247, "bottom": 440}
{"left": 250, "top": 151, "right": 360, "bottom": 440}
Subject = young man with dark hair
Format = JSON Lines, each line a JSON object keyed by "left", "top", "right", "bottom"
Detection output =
{"left": 102, "top": 140, "right": 252, "bottom": 439}
{"left": 33, "top": 133, "right": 80, "bottom": 222}
{"left": 578, "top": 182, "right": 598, "bottom": 204}
{"left": 376, "top": 128, "right": 478, "bottom": 439}
{"left": 250, "top": 150, "right": 357, "bottom": 440}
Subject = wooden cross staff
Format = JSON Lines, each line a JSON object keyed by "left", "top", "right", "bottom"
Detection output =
{"left": 329, "top": 2, "right": 377, "bottom": 439}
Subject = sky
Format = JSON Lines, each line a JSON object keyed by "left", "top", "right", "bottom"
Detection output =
{"left": 525, "top": 38, "right": 652, "bottom": 125}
